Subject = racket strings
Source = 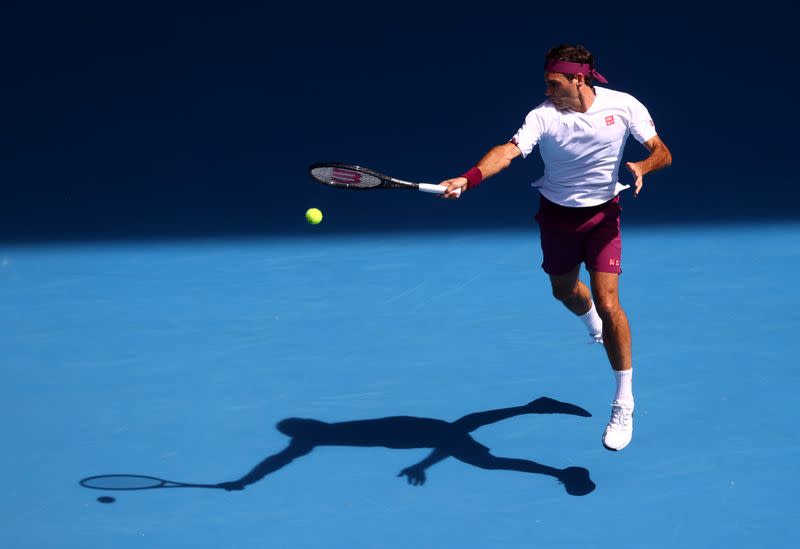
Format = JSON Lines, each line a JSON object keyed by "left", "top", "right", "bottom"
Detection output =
{"left": 310, "top": 166, "right": 382, "bottom": 188}
{"left": 80, "top": 475, "right": 165, "bottom": 490}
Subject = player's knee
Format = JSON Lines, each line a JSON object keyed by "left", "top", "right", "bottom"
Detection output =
{"left": 551, "top": 284, "right": 579, "bottom": 303}
{"left": 594, "top": 297, "right": 620, "bottom": 321}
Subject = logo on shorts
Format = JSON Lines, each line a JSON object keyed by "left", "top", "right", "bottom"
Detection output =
{"left": 605, "top": 115, "right": 615, "bottom": 126}
{"left": 609, "top": 258, "right": 620, "bottom": 267}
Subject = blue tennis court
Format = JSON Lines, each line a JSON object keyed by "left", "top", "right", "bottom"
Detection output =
{"left": 2, "top": 222, "right": 797, "bottom": 548}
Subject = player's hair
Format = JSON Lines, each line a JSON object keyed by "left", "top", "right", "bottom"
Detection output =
{"left": 545, "top": 44, "right": 597, "bottom": 85}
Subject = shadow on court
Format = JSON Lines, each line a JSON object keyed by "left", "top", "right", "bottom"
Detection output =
{"left": 80, "top": 397, "right": 596, "bottom": 497}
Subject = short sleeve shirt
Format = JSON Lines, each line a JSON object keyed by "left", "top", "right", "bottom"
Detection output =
{"left": 511, "top": 86, "right": 657, "bottom": 207}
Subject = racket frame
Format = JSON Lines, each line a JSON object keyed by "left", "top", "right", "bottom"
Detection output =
{"left": 80, "top": 474, "right": 221, "bottom": 490}
{"left": 308, "top": 162, "right": 447, "bottom": 194}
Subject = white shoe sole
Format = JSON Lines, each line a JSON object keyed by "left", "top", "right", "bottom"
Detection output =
{"left": 602, "top": 434, "right": 632, "bottom": 451}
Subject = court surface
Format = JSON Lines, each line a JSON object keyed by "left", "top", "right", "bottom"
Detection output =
{"left": 2, "top": 222, "right": 798, "bottom": 548}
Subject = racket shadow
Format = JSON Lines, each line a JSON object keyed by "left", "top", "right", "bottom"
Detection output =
{"left": 79, "top": 396, "right": 595, "bottom": 497}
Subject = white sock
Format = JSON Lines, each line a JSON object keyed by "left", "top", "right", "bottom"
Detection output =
{"left": 614, "top": 369, "right": 634, "bottom": 402}
{"left": 579, "top": 302, "right": 603, "bottom": 339}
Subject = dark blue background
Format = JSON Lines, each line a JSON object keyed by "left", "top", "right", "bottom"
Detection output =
{"left": 1, "top": 1, "right": 793, "bottom": 241}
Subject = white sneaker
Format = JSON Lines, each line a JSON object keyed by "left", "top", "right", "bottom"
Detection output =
{"left": 602, "top": 399, "right": 634, "bottom": 451}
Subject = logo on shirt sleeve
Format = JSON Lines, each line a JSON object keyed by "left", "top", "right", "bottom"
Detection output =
{"left": 605, "top": 115, "right": 615, "bottom": 126}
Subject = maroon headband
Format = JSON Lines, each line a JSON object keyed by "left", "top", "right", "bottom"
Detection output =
{"left": 544, "top": 60, "right": 608, "bottom": 84}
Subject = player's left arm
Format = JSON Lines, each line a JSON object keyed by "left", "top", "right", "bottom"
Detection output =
{"left": 625, "top": 135, "right": 672, "bottom": 198}
{"left": 397, "top": 448, "right": 450, "bottom": 485}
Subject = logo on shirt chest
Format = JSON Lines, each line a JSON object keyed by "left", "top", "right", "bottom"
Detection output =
{"left": 605, "top": 115, "right": 615, "bottom": 126}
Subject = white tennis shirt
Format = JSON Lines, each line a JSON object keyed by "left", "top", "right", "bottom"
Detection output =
{"left": 511, "top": 86, "right": 657, "bottom": 207}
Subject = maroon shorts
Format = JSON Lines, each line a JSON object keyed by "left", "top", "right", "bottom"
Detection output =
{"left": 534, "top": 194, "right": 622, "bottom": 275}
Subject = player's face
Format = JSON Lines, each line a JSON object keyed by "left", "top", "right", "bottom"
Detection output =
{"left": 544, "top": 72, "right": 579, "bottom": 110}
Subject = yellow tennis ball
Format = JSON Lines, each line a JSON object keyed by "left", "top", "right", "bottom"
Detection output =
{"left": 305, "top": 207, "right": 323, "bottom": 225}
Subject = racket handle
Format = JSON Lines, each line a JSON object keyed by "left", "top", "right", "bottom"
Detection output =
{"left": 417, "top": 184, "right": 461, "bottom": 197}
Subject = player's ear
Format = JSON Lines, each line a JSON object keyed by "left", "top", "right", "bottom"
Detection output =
{"left": 575, "top": 73, "right": 585, "bottom": 87}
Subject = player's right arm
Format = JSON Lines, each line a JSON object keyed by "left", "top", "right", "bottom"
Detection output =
{"left": 441, "top": 142, "right": 522, "bottom": 199}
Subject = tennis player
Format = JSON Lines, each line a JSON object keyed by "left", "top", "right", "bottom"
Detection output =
{"left": 218, "top": 397, "right": 595, "bottom": 495}
{"left": 440, "top": 44, "right": 672, "bottom": 451}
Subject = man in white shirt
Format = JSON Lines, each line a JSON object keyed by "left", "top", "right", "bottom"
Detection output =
{"left": 440, "top": 44, "right": 672, "bottom": 451}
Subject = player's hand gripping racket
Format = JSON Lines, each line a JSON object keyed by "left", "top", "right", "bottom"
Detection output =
{"left": 309, "top": 163, "right": 460, "bottom": 197}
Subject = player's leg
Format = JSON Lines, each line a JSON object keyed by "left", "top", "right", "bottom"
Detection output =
{"left": 449, "top": 441, "right": 595, "bottom": 496}
{"left": 452, "top": 398, "right": 591, "bottom": 433}
{"left": 548, "top": 266, "right": 604, "bottom": 343}
{"left": 536, "top": 195, "right": 604, "bottom": 342}
{"left": 548, "top": 264, "right": 589, "bottom": 314}
{"left": 589, "top": 271, "right": 631, "bottom": 373}
{"left": 584, "top": 198, "right": 634, "bottom": 451}
{"left": 589, "top": 271, "right": 634, "bottom": 451}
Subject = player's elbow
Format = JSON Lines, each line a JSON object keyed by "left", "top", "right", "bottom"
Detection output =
{"left": 646, "top": 137, "right": 672, "bottom": 170}
{"left": 663, "top": 149, "right": 673, "bottom": 168}
{"left": 655, "top": 144, "right": 672, "bottom": 169}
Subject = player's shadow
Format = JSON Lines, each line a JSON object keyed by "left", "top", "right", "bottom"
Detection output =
{"left": 218, "top": 396, "right": 596, "bottom": 496}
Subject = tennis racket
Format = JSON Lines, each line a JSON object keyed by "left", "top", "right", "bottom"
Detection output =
{"left": 80, "top": 474, "right": 224, "bottom": 491}
{"left": 309, "top": 162, "right": 460, "bottom": 197}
